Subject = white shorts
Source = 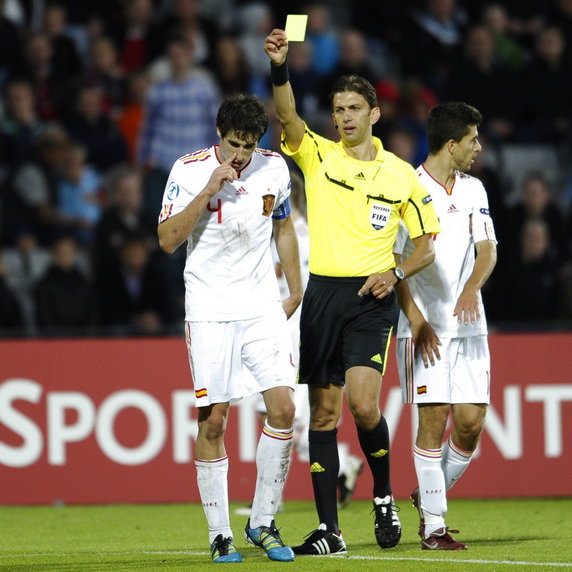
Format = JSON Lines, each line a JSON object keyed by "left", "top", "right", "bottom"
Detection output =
{"left": 185, "top": 311, "right": 296, "bottom": 407}
{"left": 397, "top": 335, "right": 491, "bottom": 404}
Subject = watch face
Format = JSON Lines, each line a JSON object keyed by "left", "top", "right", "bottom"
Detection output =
{"left": 394, "top": 267, "right": 404, "bottom": 280}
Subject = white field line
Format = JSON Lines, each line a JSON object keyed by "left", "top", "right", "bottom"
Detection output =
{"left": 0, "top": 550, "right": 571, "bottom": 567}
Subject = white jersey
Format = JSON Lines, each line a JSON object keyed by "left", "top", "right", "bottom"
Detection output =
{"left": 159, "top": 145, "right": 291, "bottom": 321}
{"left": 395, "top": 165, "right": 497, "bottom": 338}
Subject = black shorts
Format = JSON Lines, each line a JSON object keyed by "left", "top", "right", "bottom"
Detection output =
{"left": 298, "top": 274, "right": 399, "bottom": 386}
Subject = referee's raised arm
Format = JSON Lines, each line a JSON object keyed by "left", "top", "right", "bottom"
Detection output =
{"left": 264, "top": 29, "right": 305, "bottom": 152}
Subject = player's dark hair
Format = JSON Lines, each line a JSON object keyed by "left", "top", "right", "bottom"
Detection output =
{"left": 216, "top": 94, "right": 268, "bottom": 142}
{"left": 328, "top": 74, "right": 378, "bottom": 110}
{"left": 426, "top": 102, "right": 482, "bottom": 155}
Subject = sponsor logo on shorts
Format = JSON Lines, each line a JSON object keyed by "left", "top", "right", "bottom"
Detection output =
{"left": 370, "top": 449, "right": 388, "bottom": 458}
{"left": 370, "top": 353, "right": 383, "bottom": 364}
{"left": 310, "top": 462, "right": 325, "bottom": 473}
{"left": 195, "top": 388, "right": 208, "bottom": 399}
{"left": 417, "top": 385, "right": 427, "bottom": 395}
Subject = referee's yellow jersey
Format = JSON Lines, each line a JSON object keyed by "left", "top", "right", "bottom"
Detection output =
{"left": 281, "top": 125, "right": 441, "bottom": 277}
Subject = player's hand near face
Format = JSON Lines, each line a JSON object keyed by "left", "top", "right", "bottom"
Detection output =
{"left": 205, "top": 154, "right": 238, "bottom": 197}
{"left": 453, "top": 286, "right": 480, "bottom": 325}
{"left": 264, "top": 29, "right": 288, "bottom": 65}
{"left": 411, "top": 320, "right": 442, "bottom": 367}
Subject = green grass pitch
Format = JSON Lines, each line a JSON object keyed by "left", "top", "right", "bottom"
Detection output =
{"left": 1, "top": 498, "right": 571, "bottom": 571}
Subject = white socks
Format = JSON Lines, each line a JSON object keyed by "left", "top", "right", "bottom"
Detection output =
{"left": 414, "top": 446, "right": 447, "bottom": 536}
{"left": 195, "top": 456, "right": 232, "bottom": 544}
{"left": 249, "top": 421, "right": 293, "bottom": 529}
{"left": 442, "top": 436, "right": 473, "bottom": 490}
{"left": 414, "top": 438, "right": 474, "bottom": 537}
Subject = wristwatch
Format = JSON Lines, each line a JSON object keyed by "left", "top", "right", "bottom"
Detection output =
{"left": 392, "top": 266, "right": 405, "bottom": 282}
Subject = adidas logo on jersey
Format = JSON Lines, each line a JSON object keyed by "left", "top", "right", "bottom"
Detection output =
{"left": 447, "top": 204, "right": 459, "bottom": 213}
{"left": 235, "top": 186, "right": 248, "bottom": 195}
{"left": 355, "top": 172, "right": 366, "bottom": 180}
{"left": 310, "top": 462, "right": 325, "bottom": 473}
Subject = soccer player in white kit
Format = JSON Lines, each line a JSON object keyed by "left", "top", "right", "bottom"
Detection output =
{"left": 157, "top": 94, "right": 302, "bottom": 563}
{"left": 393, "top": 102, "right": 497, "bottom": 550}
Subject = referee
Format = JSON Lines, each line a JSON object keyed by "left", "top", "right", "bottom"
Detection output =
{"left": 264, "top": 28, "right": 441, "bottom": 555}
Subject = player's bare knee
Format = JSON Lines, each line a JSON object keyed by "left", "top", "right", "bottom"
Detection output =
{"left": 267, "top": 399, "right": 295, "bottom": 429}
{"left": 198, "top": 413, "right": 226, "bottom": 442}
{"left": 347, "top": 401, "right": 379, "bottom": 429}
{"left": 309, "top": 407, "right": 339, "bottom": 431}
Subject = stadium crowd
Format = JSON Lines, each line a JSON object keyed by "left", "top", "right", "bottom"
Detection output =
{"left": 1, "top": 0, "right": 572, "bottom": 338}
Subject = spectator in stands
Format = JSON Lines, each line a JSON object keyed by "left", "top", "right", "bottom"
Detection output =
{"left": 1, "top": 230, "right": 51, "bottom": 334}
{"left": 237, "top": 2, "right": 274, "bottom": 77}
{"left": 507, "top": 171, "right": 568, "bottom": 261}
{"left": 286, "top": 40, "right": 320, "bottom": 117}
{"left": 109, "top": 0, "right": 158, "bottom": 75}
{"left": 496, "top": 218, "right": 561, "bottom": 323}
{"left": 1, "top": 125, "right": 68, "bottom": 246}
{"left": 304, "top": 2, "right": 340, "bottom": 78}
{"left": 137, "top": 34, "right": 219, "bottom": 216}
{"left": 0, "top": 0, "right": 22, "bottom": 85}
{"left": 399, "top": 81, "right": 439, "bottom": 167}
{"left": 93, "top": 166, "right": 157, "bottom": 277}
{"left": 115, "top": 68, "right": 151, "bottom": 164}
{"left": 514, "top": 26, "right": 572, "bottom": 145}
{"left": 40, "top": 1, "right": 83, "bottom": 80}
{"left": 0, "top": 248, "right": 25, "bottom": 336}
{"left": 154, "top": 0, "right": 217, "bottom": 68}
{"left": 318, "top": 28, "right": 383, "bottom": 109}
{"left": 85, "top": 35, "right": 126, "bottom": 116}
{"left": 34, "top": 235, "right": 98, "bottom": 336}
{"left": 97, "top": 233, "right": 170, "bottom": 335}
{"left": 481, "top": 3, "right": 527, "bottom": 71}
{"left": 372, "top": 79, "right": 401, "bottom": 144}
{"left": 401, "top": 0, "right": 469, "bottom": 95}
{"left": 210, "top": 33, "right": 267, "bottom": 99}
{"left": 19, "top": 30, "right": 69, "bottom": 120}
{"left": 0, "top": 77, "right": 46, "bottom": 168}
{"left": 63, "top": 83, "right": 129, "bottom": 172}
{"left": 54, "top": 142, "right": 102, "bottom": 245}
{"left": 445, "top": 24, "right": 516, "bottom": 143}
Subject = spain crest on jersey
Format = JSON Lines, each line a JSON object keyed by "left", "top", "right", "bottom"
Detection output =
{"left": 370, "top": 203, "right": 392, "bottom": 230}
{"left": 262, "top": 194, "right": 276, "bottom": 217}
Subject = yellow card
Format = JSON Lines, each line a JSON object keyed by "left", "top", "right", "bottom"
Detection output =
{"left": 285, "top": 14, "right": 308, "bottom": 42}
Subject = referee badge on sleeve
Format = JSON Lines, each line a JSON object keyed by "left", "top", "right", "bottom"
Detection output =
{"left": 370, "top": 204, "right": 392, "bottom": 230}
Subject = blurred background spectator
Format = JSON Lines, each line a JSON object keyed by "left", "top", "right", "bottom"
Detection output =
{"left": 1, "top": 0, "right": 571, "bottom": 337}
{"left": 96, "top": 232, "right": 172, "bottom": 336}
{"left": 33, "top": 235, "right": 98, "bottom": 336}
{"left": 0, "top": 247, "right": 25, "bottom": 336}
{"left": 136, "top": 34, "right": 219, "bottom": 217}
{"left": 53, "top": 141, "right": 103, "bottom": 245}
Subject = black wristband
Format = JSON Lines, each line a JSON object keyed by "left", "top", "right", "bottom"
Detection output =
{"left": 270, "top": 59, "right": 289, "bottom": 86}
